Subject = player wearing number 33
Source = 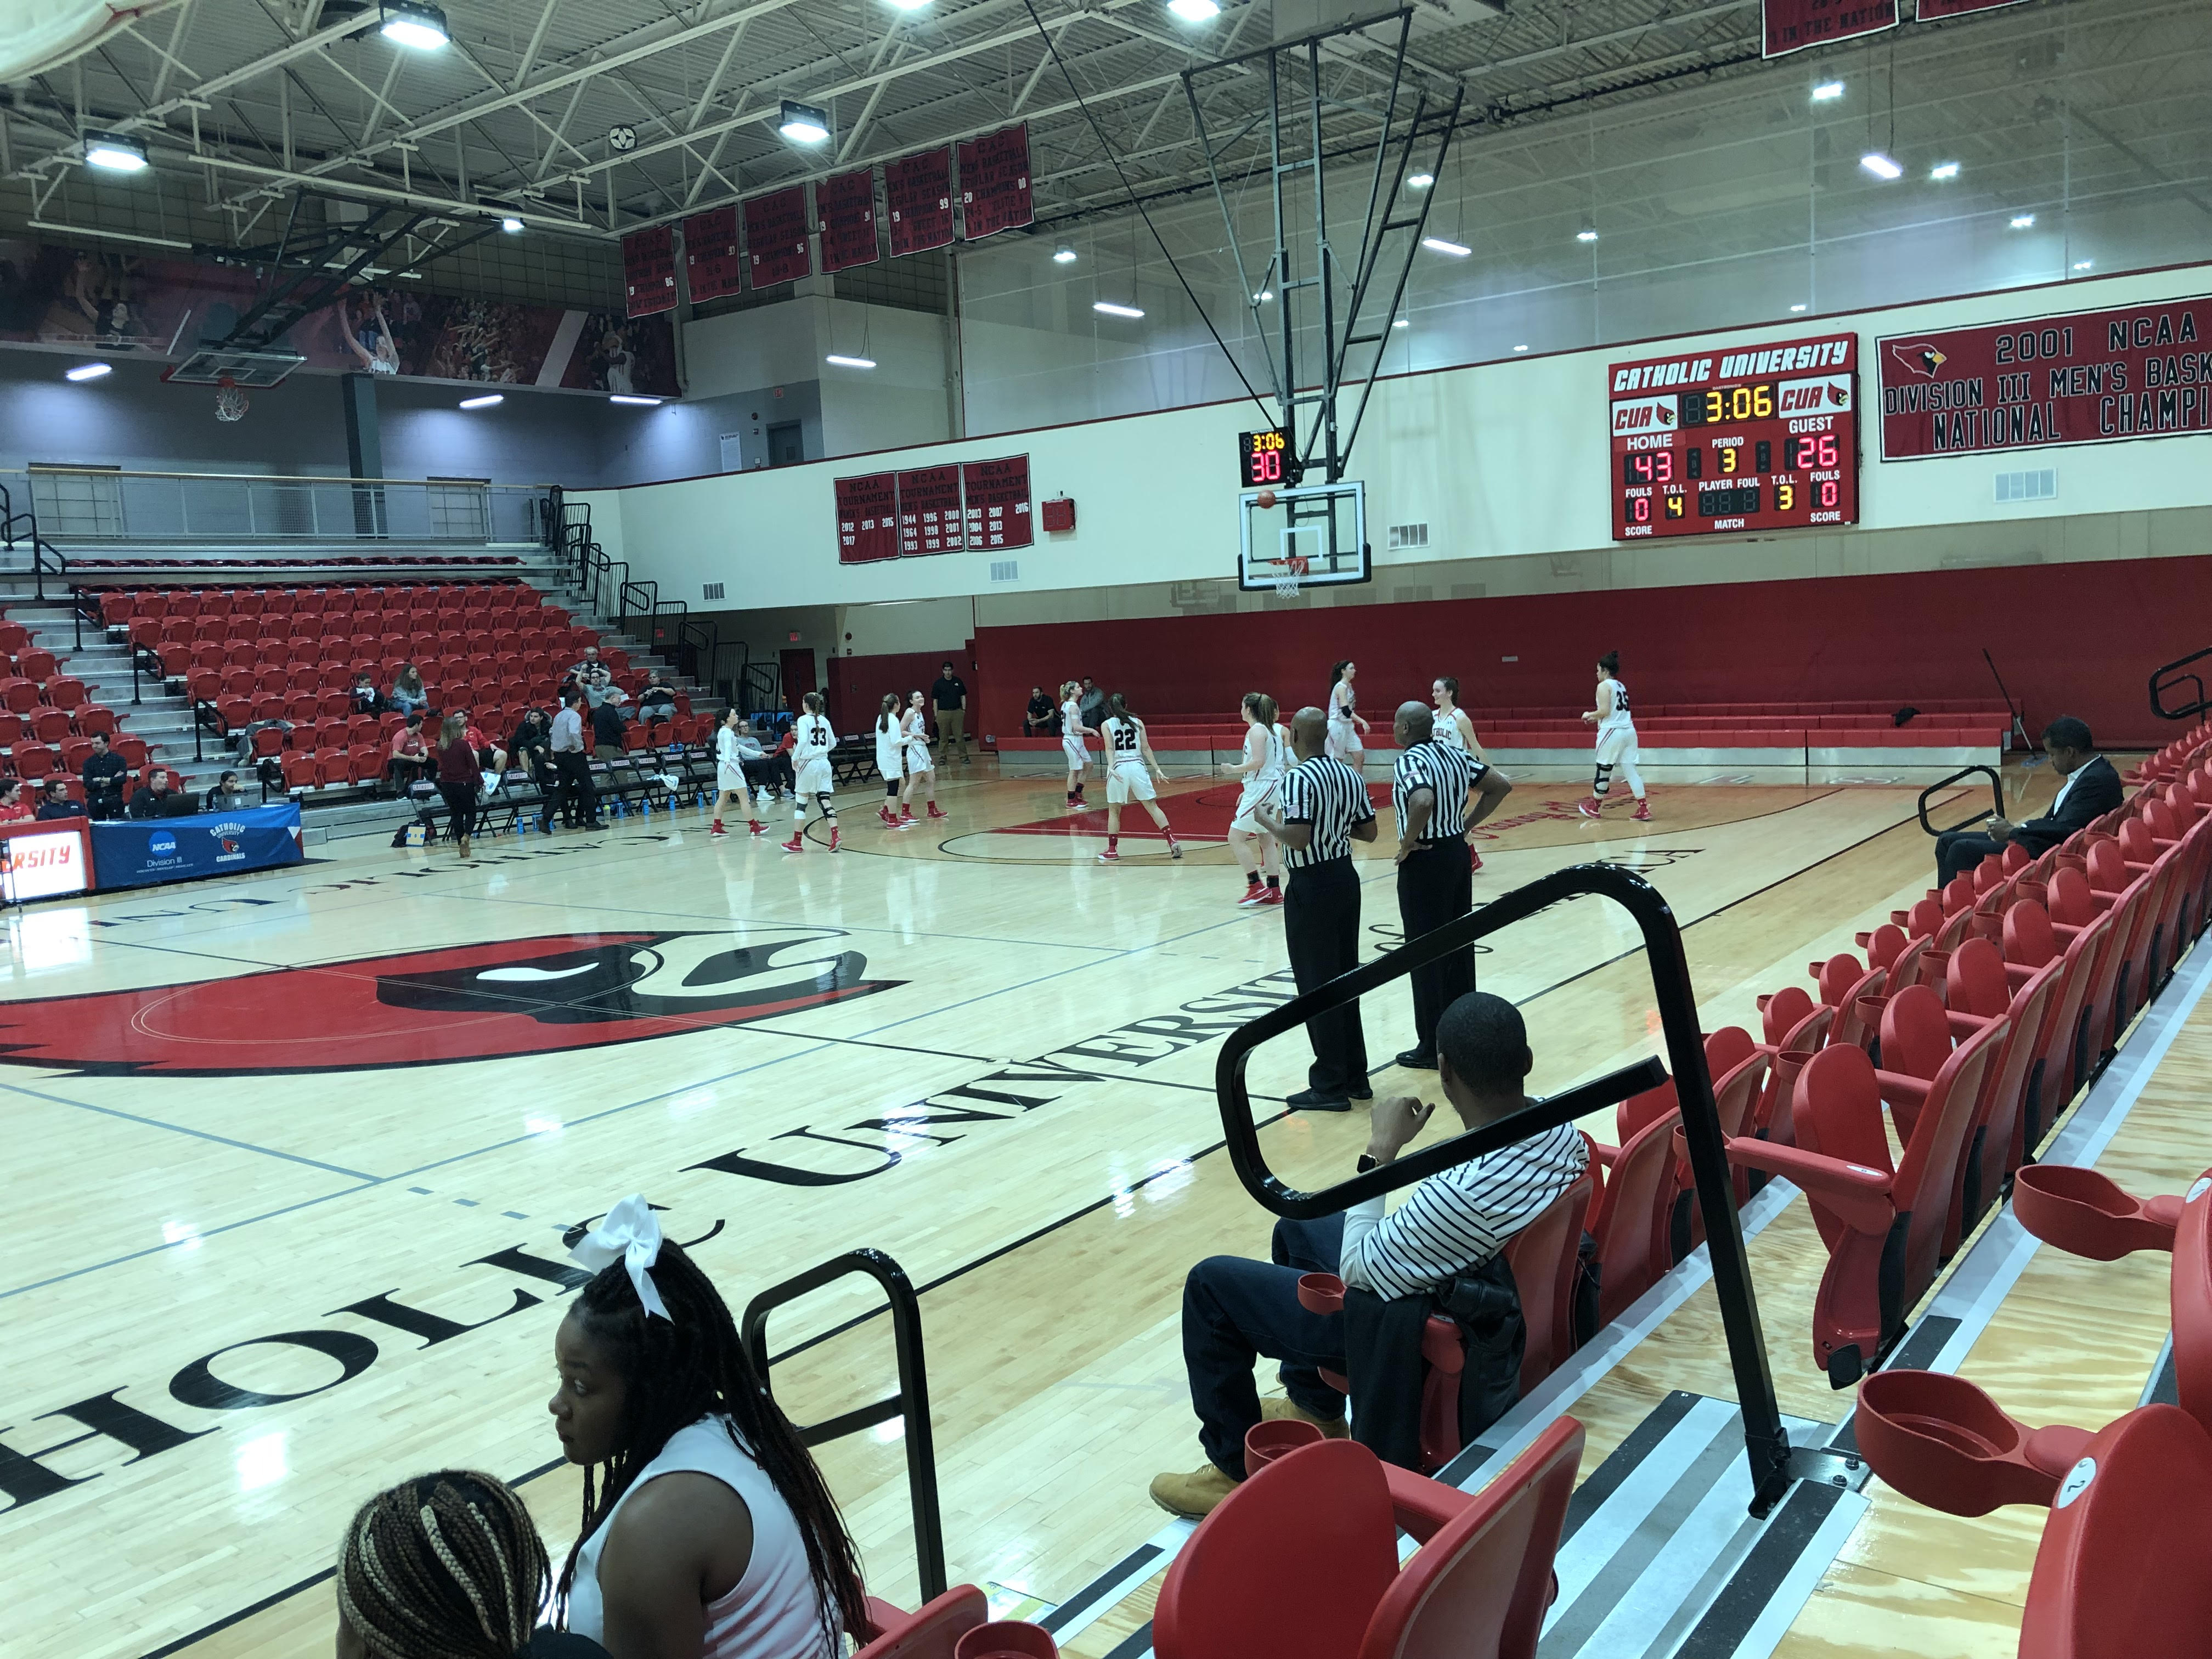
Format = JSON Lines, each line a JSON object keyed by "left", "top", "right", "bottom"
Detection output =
{"left": 1578, "top": 651, "right": 1649, "bottom": 822}
{"left": 1097, "top": 693, "right": 1181, "bottom": 864}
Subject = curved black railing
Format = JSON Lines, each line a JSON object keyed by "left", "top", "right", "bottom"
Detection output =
{"left": 2151, "top": 646, "right": 2211, "bottom": 724}
{"left": 1917, "top": 765, "right": 2005, "bottom": 837}
{"left": 1214, "top": 861, "right": 1830, "bottom": 1516}
{"left": 741, "top": 1249, "right": 947, "bottom": 1604}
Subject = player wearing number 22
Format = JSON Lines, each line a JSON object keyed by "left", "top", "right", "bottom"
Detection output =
{"left": 1097, "top": 695, "right": 1181, "bottom": 863}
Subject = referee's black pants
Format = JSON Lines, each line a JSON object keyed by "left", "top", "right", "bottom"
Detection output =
{"left": 1396, "top": 839, "right": 1475, "bottom": 1059}
{"left": 1284, "top": 855, "right": 1367, "bottom": 1095}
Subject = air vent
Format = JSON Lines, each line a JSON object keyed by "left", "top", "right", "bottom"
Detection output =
{"left": 989, "top": 560, "right": 1019, "bottom": 582}
{"left": 1387, "top": 522, "right": 1429, "bottom": 550}
{"left": 1391, "top": 585, "right": 1435, "bottom": 604}
{"left": 1994, "top": 469, "right": 2056, "bottom": 503}
{"left": 1449, "top": 583, "right": 1487, "bottom": 600}
{"left": 702, "top": 582, "right": 725, "bottom": 601}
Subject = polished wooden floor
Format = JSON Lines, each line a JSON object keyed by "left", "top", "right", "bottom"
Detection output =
{"left": 0, "top": 760, "right": 2192, "bottom": 1659}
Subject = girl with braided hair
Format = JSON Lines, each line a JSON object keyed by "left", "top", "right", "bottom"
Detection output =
{"left": 549, "top": 1197, "right": 867, "bottom": 1659}
{"left": 334, "top": 1468, "right": 604, "bottom": 1659}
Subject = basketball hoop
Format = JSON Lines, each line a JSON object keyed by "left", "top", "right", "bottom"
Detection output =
{"left": 213, "top": 376, "right": 250, "bottom": 424}
{"left": 1273, "top": 554, "right": 1310, "bottom": 596}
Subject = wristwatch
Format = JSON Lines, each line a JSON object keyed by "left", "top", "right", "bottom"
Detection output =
{"left": 1356, "top": 1154, "right": 1380, "bottom": 1173}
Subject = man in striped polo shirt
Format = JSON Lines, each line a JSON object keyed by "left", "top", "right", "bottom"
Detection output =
{"left": 1149, "top": 992, "right": 1589, "bottom": 1517}
{"left": 1391, "top": 701, "right": 1513, "bottom": 1070}
{"left": 1254, "top": 706, "right": 1378, "bottom": 1112}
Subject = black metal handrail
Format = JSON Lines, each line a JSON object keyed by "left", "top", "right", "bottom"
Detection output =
{"left": 1917, "top": 764, "right": 2005, "bottom": 837}
{"left": 674, "top": 617, "right": 715, "bottom": 684}
{"left": 2151, "top": 646, "right": 2212, "bottom": 723}
{"left": 1213, "top": 861, "right": 1829, "bottom": 1517}
{"left": 191, "top": 698, "right": 227, "bottom": 764}
{"left": 617, "top": 578, "right": 657, "bottom": 633}
{"left": 740, "top": 1249, "right": 947, "bottom": 1604}
{"left": 131, "top": 642, "right": 165, "bottom": 706}
{"left": 1, "top": 481, "right": 70, "bottom": 602}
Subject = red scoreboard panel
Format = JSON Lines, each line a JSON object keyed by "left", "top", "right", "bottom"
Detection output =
{"left": 1609, "top": 332, "right": 1860, "bottom": 540}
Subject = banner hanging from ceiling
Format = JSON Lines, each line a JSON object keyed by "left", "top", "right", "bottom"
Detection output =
{"left": 1760, "top": 0, "right": 1896, "bottom": 57}
{"left": 957, "top": 125, "right": 1034, "bottom": 241}
{"left": 744, "top": 186, "right": 812, "bottom": 289}
{"left": 682, "top": 207, "right": 743, "bottom": 304}
{"left": 622, "top": 224, "right": 677, "bottom": 317}
{"left": 886, "top": 148, "right": 956, "bottom": 257}
{"left": 817, "top": 168, "right": 882, "bottom": 273}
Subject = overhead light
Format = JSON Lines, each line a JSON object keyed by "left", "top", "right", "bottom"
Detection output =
{"left": 2073, "top": 259, "right": 2094, "bottom": 271}
{"left": 459, "top": 393, "right": 503, "bottom": 409}
{"left": 1052, "top": 246, "right": 1077, "bottom": 263}
{"left": 1252, "top": 289, "right": 1274, "bottom": 302}
{"left": 887, "top": 0, "right": 931, "bottom": 8}
{"left": 1576, "top": 229, "right": 1599, "bottom": 243}
{"left": 1392, "top": 318, "right": 1409, "bottom": 329}
{"left": 1421, "top": 236, "right": 1470, "bottom": 256}
{"left": 1093, "top": 301, "right": 1144, "bottom": 319}
{"left": 609, "top": 394, "right": 663, "bottom": 405}
{"left": 825, "top": 354, "right": 877, "bottom": 369}
{"left": 1929, "top": 161, "right": 1960, "bottom": 180}
{"left": 1811, "top": 81, "right": 1846, "bottom": 101}
{"left": 1167, "top": 0, "right": 1220, "bottom": 19}
{"left": 1513, "top": 344, "right": 1528, "bottom": 352}
{"left": 2010, "top": 213, "right": 2036, "bottom": 229}
{"left": 82, "top": 131, "right": 148, "bottom": 172}
{"left": 499, "top": 216, "right": 524, "bottom": 233}
{"left": 65, "top": 362, "right": 113, "bottom": 381}
{"left": 379, "top": 0, "right": 449, "bottom": 49}
{"left": 778, "top": 100, "right": 831, "bottom": 145}
{"left": 1406, "top": 172, "right": 1435, "bottom": 189}
{"left": 1790, "top": 303, "right": 1808, "bottom": 313}
{"left": 1859, "top": 153, "right": 1902, "bottom": 180}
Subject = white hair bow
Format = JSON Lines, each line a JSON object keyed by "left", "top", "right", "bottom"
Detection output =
{"left": 568, "top": 1194, "right": 671, "bottom": 1321}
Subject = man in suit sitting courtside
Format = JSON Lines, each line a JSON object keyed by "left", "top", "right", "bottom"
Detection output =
{"left": 1935, "top": 715, "right": 2123, "bottom": 885}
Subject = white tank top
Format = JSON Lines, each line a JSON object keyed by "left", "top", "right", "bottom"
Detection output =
{"left": 1103, "top": 714, "right": 1144, "bottom": 766}
{"left": 901, "top": 708, "right": 931, "bottom": 754}
{"left": 792, "top": 715, "right": 834, "bottom": 764}
{"left": 718, "top": 727, "right": 744, "bottom": 767}
{"left": 1597, "top": 678, "right": 1634, "bottom": 734}
{"left": 567, "top": 1415, "right": 838, "bottom": 1659}
{"left": 1432, "top": 710, "right": 1466, "bottom": 752}
{"left": 1060, "top": 699, "right": 1085, "bottom": 744}
{"left": 1247, "top": 721, "right": 1289, "bottom": 783}
{"left": 1329, "top": 682, "right": 1356, "bottom": 724}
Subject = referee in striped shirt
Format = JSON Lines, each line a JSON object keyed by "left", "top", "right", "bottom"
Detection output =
{"left": 1391, "top": 701, "right": 1513, "bottom": 1069}
{"left": 1254, "top": 706, "right": 1378, "bottom": 1111}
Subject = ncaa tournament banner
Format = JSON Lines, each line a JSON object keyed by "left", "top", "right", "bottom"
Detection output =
{"left": 91, "top": 804, "right": 304, "bottom": 891}
{"left": 1761, "top": 0, "right": 1895, "bottom": 57}
{"left": 1877, "top": 295, "right": 2210, "bottom": 459}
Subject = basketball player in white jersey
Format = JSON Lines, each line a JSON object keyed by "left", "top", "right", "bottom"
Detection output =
{"left": 1431, "top": 676, "right": 1489, "bottom": 869}
{"left": 1579, "top": 650, "right": 1650, "bottom": 821}
{"left": 1227, "top": 691, "right": 1289, "bottom": 906}
{"left": 1059, "top": 680, "right": 1092, "bottom": 808}
{"left": 782, "top": 692, "right": 840, "bottom": 852}
{"left": 1097, "top": 692, "right": 1182, "bottom": 862}
{"left": 709, "top": 708, "right": 768, "bottom": 840}
{"left": 874, "top": 693, "right": 906, "bottom": 827}
{"left": 900, "top": 689, "right": 947, "bottom": 823}
{"left": 1326, "top": 659, "right": 1369, "bottom": 769}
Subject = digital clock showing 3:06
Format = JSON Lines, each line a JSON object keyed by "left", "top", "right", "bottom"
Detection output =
{"left": 1607, "top": 332, "right": 1860, "bottom": 541}
{"left": 1238, "top": 428, "right": 1302, "bottom": 489}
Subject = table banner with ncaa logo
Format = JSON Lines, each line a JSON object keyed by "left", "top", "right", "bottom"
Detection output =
{"left": 90, "top": 804, "right": 304, "bottom": 890}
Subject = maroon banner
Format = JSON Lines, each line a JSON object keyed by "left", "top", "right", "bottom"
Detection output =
{"left": 835, "top": 472, "right": 901, "bottom": 565}
{"left": 1760, "top": 0, "right": 1895, "bottom": 58}
{"left": 817, "top": 168, "right": 881, "bottom": 274}
{"left": 622, "top": 225, "right": 677, "bottom": 318}
{"left": 1916, "top": 0, "right": 2027, "bottom": 14}
{"left": 886, "top": 148, "right": 955, "bottom": 257}
{"left": 896, "top": 463, "right": 964, "bottom": 554}
{"left": 744, "top": 186, "right": 812, "bottom": 289}
{"left": 682, "top": 207, "right": 743, "bottom": 304}
{"left": 1877, "top": 296, "right": 2211, "bottom": 460}
{"left": 960, "top": 456, "right": 1032, "bottom": 550}
{"left": 957, "top": 125, "right": 1033, "bottom": 241}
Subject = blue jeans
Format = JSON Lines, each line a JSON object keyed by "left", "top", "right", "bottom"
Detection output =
{"left": 1182, "top": 1214, "right": 1347, "bottom": 1480}
{"left": 392, "top": 692, "right": 427, "bottom": 716}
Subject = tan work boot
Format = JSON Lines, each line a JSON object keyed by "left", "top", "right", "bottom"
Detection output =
{"left": 1149, "top": 1463, "right": 1238, "bottom": 1520}
{"left": 1262, "top": 1396, "right": 1350, "bottom": 1438}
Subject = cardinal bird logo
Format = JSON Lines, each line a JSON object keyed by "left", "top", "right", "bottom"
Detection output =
{"left": 1888, "top": 341, "right": 1948, "bottom": 379}
{"left": 1826, "top": 382, "right": 1849, "bottom": 407}
{"left": 1656, "top": 404, "right": 1676, "bottom": 426}
{"left": 0, "top": 929, "right": 899, "bottom": 1076}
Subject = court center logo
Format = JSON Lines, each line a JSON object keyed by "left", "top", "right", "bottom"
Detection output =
{"left": 0, "top": 930, "right": 899, "bottom": 1076}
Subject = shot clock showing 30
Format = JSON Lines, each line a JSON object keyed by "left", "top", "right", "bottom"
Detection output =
{"left": 1608, "top": 333, "right": 1860, "bottom": 540}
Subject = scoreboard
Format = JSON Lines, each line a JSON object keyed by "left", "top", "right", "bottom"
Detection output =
{"left": 1608, "top": 332, "right": 1860, "bottom": 540}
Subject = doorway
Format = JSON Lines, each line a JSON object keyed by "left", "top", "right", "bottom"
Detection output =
{"left": 780, "top": 647, "right": 817, "bottom": 713}
{"left": 766, "top": 421, "right": 804, "bottom": 466}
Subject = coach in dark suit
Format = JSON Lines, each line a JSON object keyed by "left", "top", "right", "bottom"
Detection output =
{"left": 1935, "top": 716, "right": 2123, "bottom": 885}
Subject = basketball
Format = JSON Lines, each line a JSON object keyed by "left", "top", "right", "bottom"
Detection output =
{"left": 1255, "top": 489, "right": 1276, "bottom": 509}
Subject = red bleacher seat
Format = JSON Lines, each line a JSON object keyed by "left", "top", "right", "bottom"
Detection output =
{"left": 253, "top": 727, "right": 287, "bottom": 759}
{"left": 0, "top": 621, "right": 29, "bottom": 655}
{"left": 16, "top": 647, "right": 55, "bottom": 681}
{"left": 30, "top": 709, "right": 69, "bottom": 745}
{"left": 167, "top": 593, "right": 200, "bottom": 620}
{"left": 0, "top": 714, "right": 19, "bottom": 748}
{"left": 43, "top": 676, "right": 87, "bottom": 712}
{"left": 217, "top": 696, "right": 251, "bottom": 731}
{"left": 283, "top": 753, "right": 319, "bottom": 792}
{"left": 74, "top": 707, "right": 116, "bottom": 740}
{"left": 114, "top": 736, "right": 148, "bottom": 769}
{"left": 59, "top": 736, "right": 92, "bottom": 774}
{"left": 9, "top": 742, "right": 55, "bottom": 781}
{"left": 232, "top": 590, "right": 263, "bottom": 618}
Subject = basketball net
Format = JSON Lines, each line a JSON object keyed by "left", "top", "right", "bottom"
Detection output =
{"left": 214, "top": 377, "right": 250, "bottom": 423}
{"left": 1273, "top": 554, "right": 1310, "bottom": 596}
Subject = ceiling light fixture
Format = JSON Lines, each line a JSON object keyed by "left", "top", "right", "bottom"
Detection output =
{"left": 1392, "top": 318, "right": 1409, "bottom": 329}
{"left": 778, "top": 100, "right": 831, "bottom": 145}
{"left": 1421, "top": 236, "right": 1470, "bottom": 256}
{"left": 1811, "top": 81, "right": 1845, "bottom": 101}
{"left": 2010, "top": 213, "right": 2036, "bottom": 229}
{"left": 1253, "top": 289, "right": 1273, "bottom": 302}
{"left": 66, "top": 362, "right": 113, "bottom": 381}
{"left": 887, "top": 0, "right": 932, "bottom": 9}
{"left": 1513, "top": 344, "right": 1528, "bottom": 352}
{"left": 1052, "top": 246, "right": 1077, "bottom": 263}
{"left": 609, "top": 394, "right": 663, "bottom": 405}
{"left": 1929, "top": 161, "right": 1960, "bottom": 180}
{"left": 1576, "top": 229, "right": 1599, "bottom": 243}
{"left": 499, "top": 216, "right": 524, "bottom": 233}
{"left": 1859, "top": 152, "right": 1902, "bottom": 180}
{"left": 1093, "top": 301, "right": 1144, "bottom": 319}
{"left": 1167, "top": 0, "right": 1220, "bottom": 20}
{"left": 1406, "top": 172, "right": 1435, "bottom": 189}
{"left": 825, "top": 354, "right": 877, "bottom": 369}
{"left": 379, "top": 0, "right": 450, "bottom": 50}
{"left": 1790, "top": 303, "right": 1808, "bottom": 313}
{"left": 2073, "top": 259, "right": 2094, "bottom": 271}
{"left": 82, "top": 131, "right": 149, "bottom": 172}
{"left": 459, "top": 393, "right": 504, "bottom": 409}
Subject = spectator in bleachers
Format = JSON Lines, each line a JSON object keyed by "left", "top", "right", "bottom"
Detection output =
{"left": 1025, "top": 685, "right": 1057, "bottom": 736}
{"left": 512, "top": 707, "right": 552, "bottom": 793}
{"left": 724, "top": 721, "right": 794, "bottom": 800}
{"left": 202, "top": 770, "right": 249, "bottom": 813}
{"left": 637, "top": 669, "right": 678, "bottom": 724}
{"left": 36, "top": 780, "right": 85, "bottom": 821}
{"left": 1935, "top": 715, "right": 2124, "bottom": 884}
{"left": 391, "top": 663, "right": 430, "bottom": 718}
{"left": 590, "top": 697, "right": 625, "bottom": 760}
{"left": 0, "top": 781, "right": 31, "bottom": 823}
{"left": 334, "top": 1468, "right": 608, "bottom": 1659}
{"left": 82, "top": 732, "right": 127, "bottom": 819}
{"left": 569, "top": 647, "right": 613, "bottom": 709}
{"left": 233, "top": 718, "right": 292, "bottom": 767}
{"left": 549, "top": 1198, "right": 868, "bottom": 1658}
{"left": 128, "top": 769, "right": 177, "bottom": 819}
{"left": 540, "top": 690, "right": 603, "bottom": 833}
{"left": 389, "top": 712, "right": 431, "bottom": 792}
{"left": 459, "top": 709, "right": 506, "bottom": 775}
{"left": 348, "top": 672, "right": 384, "bottom": 716}
{"left": 1079, "top": 675, "right": 1108, "bottom": 736}
{"left": 1148, "top": 991, "right": 1589, "bottom": 1519}
{"left": 435, "top": 714, "right": 479, "bottom": 859}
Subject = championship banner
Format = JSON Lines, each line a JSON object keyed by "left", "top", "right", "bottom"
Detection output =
{"left": 834, "top": 472, "right": 900, "bottom": 564}
{"left": 895, "top": 462, "right": 964, "bottom": 554}
{"left": 744, "top": 186, "right": 812, "bottom": 289}
{"left": 90, "top": 804, "right": 304, "bottom": 891}
{"left": 622, "top": 224, "right": 678, "bottom": 317}
{"left": 1761, "top": 0, "right": 1896, "bottom": 58}
{"left": 1877, "top": 296, "right": 2210, "bottom": 460}
{"left": 682, "top": 207, "right": 743, "bottom": 304}
{"left": 817, "top": 167, "right": 882, "bottom": 273}
{"left": 960, "top": 456, "right": 1032, "bottom": 549}
{"left": 957, "top": 125, "right": 1033, "bottom": 241}
{"left": 887, "top": 148, "right": 956, "bottom": 257}
{"left": 1916, "top": 0, "right": 2028, "bottom": 15}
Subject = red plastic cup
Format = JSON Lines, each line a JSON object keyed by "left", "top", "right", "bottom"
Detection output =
{"left": 1245, "top": 1416, "right": 1324, "bottom": 1470}
{"left": 954, "top": 1620, "right": 1059, "bottom": 1659}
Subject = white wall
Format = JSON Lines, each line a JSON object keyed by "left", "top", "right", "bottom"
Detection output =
{"left": 839, "top": 596, "right": 975, "bottom": 656}
{"left": 685, "top": 296, "right": 951, "bottom": 465}
{"left": 597, "top": 263, "right": 2212, "bottom": 613}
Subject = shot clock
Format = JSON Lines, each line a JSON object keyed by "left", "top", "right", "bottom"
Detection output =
{"left": 1607, "top": 333, "right": 1860, "bottom": 540}
{"left": 1239, "top": 428, "right": 1303, "bottom": 489}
